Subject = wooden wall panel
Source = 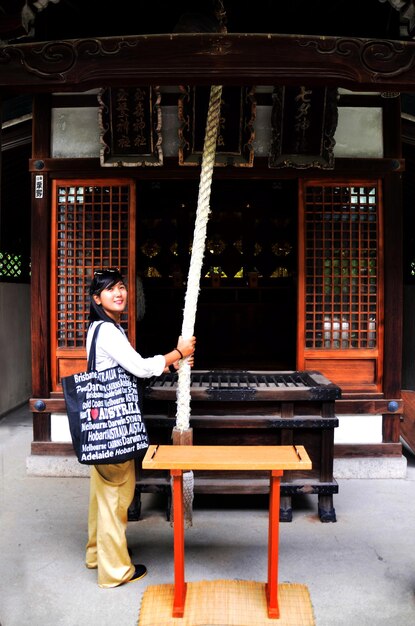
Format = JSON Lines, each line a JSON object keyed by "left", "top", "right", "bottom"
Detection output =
{"left": 304, "top": 358, "right": 377, "bottom": 391}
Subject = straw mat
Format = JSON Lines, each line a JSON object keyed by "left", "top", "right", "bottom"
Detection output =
{"left": 138, "top": 579, "right": 315, "bottom": 626}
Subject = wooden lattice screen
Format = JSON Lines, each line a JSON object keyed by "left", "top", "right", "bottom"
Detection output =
{"left": 299, "top": 180, "right": 383, "bottom": 391}
{"left": 51, "top": 179, "right": 136, "bottom": 390}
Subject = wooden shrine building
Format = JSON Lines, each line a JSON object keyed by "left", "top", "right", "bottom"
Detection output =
{"left": 2, "top": 0, "right": 415, "bottom": 495}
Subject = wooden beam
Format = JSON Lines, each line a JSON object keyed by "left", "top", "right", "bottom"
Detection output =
{"left": 1, "top": 34, "right": 415, "bottom": 94}
{"left": 27, "top": 157, "right": 405, "bottom": 178}
{"left": 334, "top": 443, "right": 402, "bottom": 457}
{"left": 30, "top": 396, "right": 404, "bottom": 416}
{"left": 31, "top": 441, "right": 74, "bottom": 456}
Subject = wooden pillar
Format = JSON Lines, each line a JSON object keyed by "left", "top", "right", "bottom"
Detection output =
{"left": 30, "top": 94, "right": 52, "bottom": 444}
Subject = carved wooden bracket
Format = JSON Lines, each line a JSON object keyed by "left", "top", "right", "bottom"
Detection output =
{"left": 2, "top": 34, "right": 415, "bottom": 93}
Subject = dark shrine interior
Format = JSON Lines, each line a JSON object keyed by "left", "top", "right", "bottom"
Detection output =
{"left": 135, "top": 179, "right": 298, "bottom": 371}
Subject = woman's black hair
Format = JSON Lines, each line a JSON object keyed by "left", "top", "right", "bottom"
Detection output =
{"left": 88, "top": 269, "right": 125, "bottom": 326}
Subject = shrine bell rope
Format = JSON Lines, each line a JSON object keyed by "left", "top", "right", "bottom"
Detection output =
{"left": 171, "top": 2, "right": 227, "bottom": 527}
{"left": 175, "top": 84, "right": 223, "bottom": 432}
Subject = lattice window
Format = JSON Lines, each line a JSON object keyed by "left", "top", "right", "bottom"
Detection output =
{"left": 52, "top": 182, "right": 132, "bottom": 349}
{"left": 304, "top": 184, "right": 379, "bottom": 349}
{"left": 0, "top": 252, "right": 30, "bottom": 281}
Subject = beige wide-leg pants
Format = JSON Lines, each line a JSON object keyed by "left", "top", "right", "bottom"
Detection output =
{"left": 85, "top": 460, "right": 136, "bottom": 587}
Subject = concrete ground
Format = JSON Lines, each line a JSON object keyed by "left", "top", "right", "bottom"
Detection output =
{"left": 1, "top": 404, "right": 415, "bottom": 626}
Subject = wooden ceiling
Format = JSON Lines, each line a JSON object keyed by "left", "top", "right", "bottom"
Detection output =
{"left": 0, "top": 0, "right": 410, "bottom": 43}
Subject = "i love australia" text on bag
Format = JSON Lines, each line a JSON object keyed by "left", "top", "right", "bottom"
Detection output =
{"left": 62, "top": 322, "right": 149, "bottom": 465}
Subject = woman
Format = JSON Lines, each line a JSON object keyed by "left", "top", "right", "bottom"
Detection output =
{"left": 85, "top": 268, "right": 196, "bottom": 587}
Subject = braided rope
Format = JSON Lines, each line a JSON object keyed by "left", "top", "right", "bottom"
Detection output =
{"left": 175, "top": 84, "right": 223, "bottom": 432}
{"left": 170, "top": 470, "right": 194, "bottom": 529}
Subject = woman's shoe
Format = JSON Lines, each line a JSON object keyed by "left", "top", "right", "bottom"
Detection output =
{"left": 126, "top": 564, "right": 147, "bottom": 584}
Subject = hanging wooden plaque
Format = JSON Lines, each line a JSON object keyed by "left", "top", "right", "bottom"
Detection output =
{"left": 269, "top": 86, "right": 338, "bottom": 169}
{"left": 98, "top": 86, "right": 163, "bottom": 166}
{"left": 178, "top": 85, "right": 256, "bottom": 167}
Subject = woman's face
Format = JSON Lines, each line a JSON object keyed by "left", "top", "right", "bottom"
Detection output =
{"left": 93, "top": 280, "right": 127, "bottom": 322}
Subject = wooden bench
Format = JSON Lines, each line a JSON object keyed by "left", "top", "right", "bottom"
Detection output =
{"left": 142, "top": 444, "right": 312, "bottom": 619}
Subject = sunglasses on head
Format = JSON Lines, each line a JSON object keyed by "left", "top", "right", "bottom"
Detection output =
{"left": 93, "top": 268, "right": 120, "bottom": 276}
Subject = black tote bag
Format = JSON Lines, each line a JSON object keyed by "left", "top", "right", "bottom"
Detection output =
{"left": 62, "top": 322, "right": 149, "bottom": 465}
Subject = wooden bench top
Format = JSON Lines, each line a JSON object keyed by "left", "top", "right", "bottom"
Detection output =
{"left": 142, "top": 444, "right": 312, "bottom": 471}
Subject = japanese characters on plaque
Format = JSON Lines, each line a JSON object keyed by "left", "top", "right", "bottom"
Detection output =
{"left": 269, "top": 86, "right": 338, "bottom": 169}
{"left": 178, "top": 86, "right": 256, "bottom": 167}
{"left": 98, "top": 87, "right": 163, "bottom": 166}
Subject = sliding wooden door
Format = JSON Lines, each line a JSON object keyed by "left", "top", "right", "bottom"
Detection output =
{"left": 50, "top": 179, "right": 136, "bottom": 391}
{"left": 298, "top": 180, "right": 383, "bottom": 391}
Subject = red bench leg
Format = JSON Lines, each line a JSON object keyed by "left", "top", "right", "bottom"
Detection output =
{"left": 266, "top": 469, "right": 283, "bottom": 618}
{"left": 171, "top": 469, "right": 187, "bottom": 617}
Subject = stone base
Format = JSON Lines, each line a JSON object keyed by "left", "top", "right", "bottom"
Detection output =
{"left": 26, "top": 455, "right": 90, "bottom": 477}
{"left": 333, "top": 455, "right": 407, "bottom": 479}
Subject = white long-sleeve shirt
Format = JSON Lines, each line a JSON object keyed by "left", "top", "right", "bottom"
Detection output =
{"left": 86, "top": 320, "right": 165, "bottom": 378}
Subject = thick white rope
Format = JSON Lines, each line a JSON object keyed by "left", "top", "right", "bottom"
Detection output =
{"left": 175, "top": 84, "right": 223, "bottom": 431}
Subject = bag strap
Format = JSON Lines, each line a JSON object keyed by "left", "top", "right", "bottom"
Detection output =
{"left": 87, "top": 322, "right": 105, "bottom": 372}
